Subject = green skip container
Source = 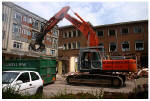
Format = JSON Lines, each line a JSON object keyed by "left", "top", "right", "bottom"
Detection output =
{"left": 2, "top": 59, "right": 57, "bottom": 85}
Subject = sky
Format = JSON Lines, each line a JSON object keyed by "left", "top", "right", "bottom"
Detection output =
{"left": 14, "top": 1, "right": 148, "bottom": 27}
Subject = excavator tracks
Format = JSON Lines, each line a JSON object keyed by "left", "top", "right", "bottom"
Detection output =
{"left": 66, "top": 74, "right": 125, "bottom": 87}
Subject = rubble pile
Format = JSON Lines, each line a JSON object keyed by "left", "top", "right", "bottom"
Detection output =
{"left": 56, "top": 74, "right": 66, "bottom": 80}
{"left": 125, "top": 72, "right": 138, "bottom": 80}
{"left": 137, "top": 68, "right": 148, "bottom": 78}
{"left": 125, "top": 67, "right": 148, "bottom": 80}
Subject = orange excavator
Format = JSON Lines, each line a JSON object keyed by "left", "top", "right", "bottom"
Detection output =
{"left": 29, "top": 6, "right": 137, "bottom": 87}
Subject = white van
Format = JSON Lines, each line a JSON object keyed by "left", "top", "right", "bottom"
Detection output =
{"left": 2, "top": 71, "right": 43, "bottom": 96}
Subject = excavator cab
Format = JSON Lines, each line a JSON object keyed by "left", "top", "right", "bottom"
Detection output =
{"left": 78, "top": 47, "right": 103, "bottom": 72}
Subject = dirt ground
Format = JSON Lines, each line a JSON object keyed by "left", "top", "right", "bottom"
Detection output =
{"left": 43, "top": 75, "right": 148, "bottom": 98}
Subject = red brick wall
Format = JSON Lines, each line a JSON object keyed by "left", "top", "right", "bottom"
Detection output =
{"left": 58, "top": 26, "right": 87, "bottom": 59}
{"left": 58, "top": 20, "right": 148, "bottom": 68}
{"left": 94, "top": 21, "right": 148, "bottom": 56}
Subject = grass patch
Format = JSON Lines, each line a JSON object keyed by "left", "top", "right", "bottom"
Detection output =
{"left": 2, "top": 87, "right": 148, "bottom": 99}
{"left": 2, "top": 88, "right": 42, "bottom": 99}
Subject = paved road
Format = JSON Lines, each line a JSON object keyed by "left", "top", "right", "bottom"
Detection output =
{"left": 43, "top": 76, "right": 148, "bottom": 97}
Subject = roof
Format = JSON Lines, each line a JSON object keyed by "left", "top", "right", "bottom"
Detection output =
{"left": 94, "top": 20, "right": 148, "bottom": 28}
{"left": 58, "top": 20, "right": 148, "bottom": 29}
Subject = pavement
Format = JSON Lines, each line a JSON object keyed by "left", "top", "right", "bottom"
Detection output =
{"left": 43, "top": 75, "right": 148, "bottom": 97}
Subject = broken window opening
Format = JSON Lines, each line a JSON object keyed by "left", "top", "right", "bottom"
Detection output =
{"left": 69, "top": 31, "right": 72, "bottom": 38}
{"left": 77, "top": 30, "right": 81, "bottom": 37}
{"left": 68, "top": 43, "right": 71, "bottom": 49}
{"left": 97, "top": 30, "right": 103, "bottom": 37}
{"left": 14, "top": 12, "right": 22, "bottom": 22}
{"left": 121, "top": 28, "right": 129, "bottom": 34}
{"left": 122, "top": 41, "right": 130, "bottom": 51}
{"left": 72, "top": 42, "right": 76, "bottom": 49}
{"left": 77, "top": 42, "right": 80, "bottom": 49}
{"left": 13, "top": 42, "right": 22, "bottom": 49}
{"left": 73, "top": 30, "right": 76, "bottom": 37}
{"left": 109, "top": 42, "right": 117, "bottom": 52}
{"left": 135, "top": 41, "right": 144, "bottom": 51}
{"left": 109, "top": 29, "right": 116, "bottom": 36}
{"left": 63, "top": 44, "right": 66, "bottom": 50}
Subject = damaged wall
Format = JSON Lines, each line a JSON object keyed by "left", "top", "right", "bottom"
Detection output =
{"left": 58, "top": 20, "right": 148, "bottom": 74}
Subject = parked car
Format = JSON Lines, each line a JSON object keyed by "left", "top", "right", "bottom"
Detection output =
{"left": 2, "top": 71, "right": 43, "bottom": 96}
{"left": 3, "top": 59, "right": 57, "bottom": 85}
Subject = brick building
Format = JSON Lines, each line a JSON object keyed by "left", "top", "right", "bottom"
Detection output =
{"left": 2, "top": 2, "right": 59, "bottom": 60}
{"left": 58, "top": 20, "right": 148, "bottom": 74}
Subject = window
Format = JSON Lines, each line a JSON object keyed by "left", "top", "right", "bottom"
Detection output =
{"left": 23, "top": 16, "right": 27, "bottom": 22}
{"left": 22, "top": 29, "right": 26, "bottom": 35}
{"left": 109, "top": 42, "right": 117, "bottom": 52}
{"left": 13, "top": 24, "right": 18, "bottom": 33}
{"left": 69, "top": 31, "right": 72, "bottom": 38}
{"left": 73, "top": 30, "right": 76, "bottom": 37}
{"left": 13, "top": 42, "right": 22, "bottom": 49}
{"left": 17, "top": 72, "right": 30, "bottom": 83}
{"left": 46, "top": 36, "right": 51, "bottom": 41}
{"left": 65, "top": 32, "right": 67, "bottom": 38}
{"left": 22, "top": 28, "right": 29, "bottom": 35}
{"left": 27, "top": 17, "right": 32, "bottom": 24}
{"left": 2, "top": 30, "right": 5, "bottom": 40}
{"left": 122, "top": 41, "right": 130, "bottom": 51}
{"left": 52, "top": 37, "right": 55, "bottom": 43}
{"left": 134, "top": 27, "right": 142, "bottom": 33}
{"left": 68, "top": 43, "right": 71, "bottom": 49}
{"left": 53, "top": 29, "right": 58, "bottom": 36}
{"left": 14, "top": 12, "right": 22, "bottom": 22}
{"left": 54, "top": 38, "right": 57, "bottom": 44}
{"left": 135, "top": 41, "right": 144, "bottom": 51}
{"left": 27, "top": 30, "right": 31, "bottom": 36}
{"left": 2, "top": 13, "right": 4, "bottom": 21}
{"left": 64, "top": 32, "right": 68, "bottom": 38}
{"left": 72, "top": 42, "right": 76, "bottom": 49}
{"left": 51, "top": 50, "right": 55, "bottom": 55}
{"left": 30, "top": 72, "right": 39, "bottom": 81}
{"left": 13, "top": 24, "right": 21, "bottom": 35}
{"left": 121, "top": 28, "right": 129, "bottom": 34}
{"left": 33, "top": 19, "right": 39, "bottom": 29}
{"left": 77, "top": 42, "right": 80, "bottom": 49}
{"left": 64, "top": 44, "right": 67, "bottom": 50}
{"left": 2, "top": 72, "right": 19, "bottom": 84}
{"left": 42, "top": 48, "right": 46, "bottom": 54}
{"left": 63, "top": 32, "right": 66, "bottom": 38}
{"left": 31, "top": 31, "right": 37, "bottom": 40}
{"left": 77, "top": 30, "right": 81, "bottom": 37}
{"left": 2, "top": 13, "right": 7, "bottom": 22}
{"left": 97, "top": 30, "right": 104, "bottom": 37}
{"left": 29, "top": 18, "right": 32, "bottom": 24}
{"left": 109, "top": 29, "right": 116, "bottom": 36}
{"left": 40, "top": 22, "right": 45, "bottom": 30}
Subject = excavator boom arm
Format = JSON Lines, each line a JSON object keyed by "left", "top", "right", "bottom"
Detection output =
{"left": 65, "top": 13, "right": 99, "bottom": 46}
{"left": 30, "top": 6, "right": 99, "bottom": 51}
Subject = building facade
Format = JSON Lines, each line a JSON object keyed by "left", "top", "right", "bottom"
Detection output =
{"left": 58, "top": 26, "right": 86, "bottom": 74}
{"left": 2, "top": 2, "right": 59, "bottom": 60}
{"left": 58, "top": 20, "right": 148, "bottom": 74}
